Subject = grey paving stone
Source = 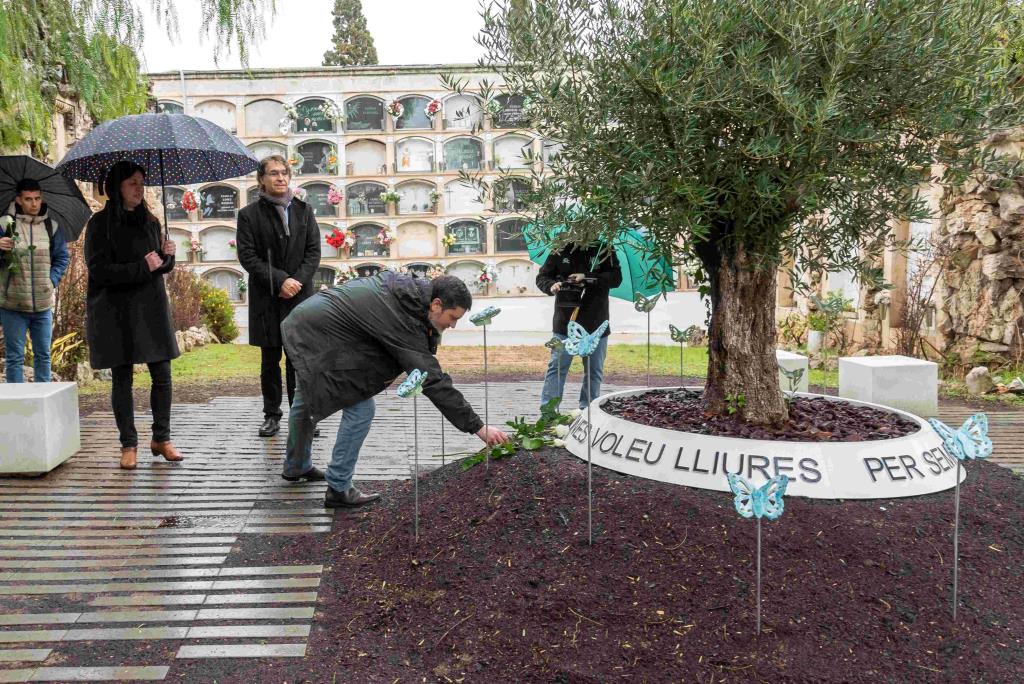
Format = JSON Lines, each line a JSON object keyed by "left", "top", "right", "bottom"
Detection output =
{"left": 240, "top": 526, "right": 332, "bottom": 534}
{"left": 201, "top": 592, "right": 318, "bottom": 605}
{"left": 216, "top": 565, "right": 323, "bottom": 577}
{"left": 29, "top": 666, "right": 169, "bottom": 681}
{"left": 0, "top": 649, "right": 51, "bottom": 662}
{"left": 209, "top": 578, "right": 320, "bottom": 591}
{"left": 0, "top": 580, "right": 215, "bottom": 595}
{"left": 0, "top": 547, "right": 232, "bottom": 559}
{"left": 0, "top": 631, "right": 66, "bottom": 644}
{"left": 0, "top": 614, "right": 80, "bottom": 626}
{"left": 63, "top": 627, "right": 190, "bottom": 641}
{"left": 176, "top": 643, "right": 307, "bottom": 658}
{"left": 195, "top": 607, "right": 315, "bottom": 620}
{"left": 88, "top": 594, "right": 209, "bottom": 607}
{"left": 185, "top": 624, "right": 311, "bottom": 638}
{"left": 0, "top": 669, "right": 32, "bottom": 682}
{"left": 0, "top": 557, "right": 227, "bottom": 569}
{"left": 75, "top": 609, "right": 198, "bottom": 623}
{"left": 0, "top": 568, "right": 221, "bottom": 582}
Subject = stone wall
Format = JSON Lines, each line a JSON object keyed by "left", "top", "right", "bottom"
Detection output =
{"left": 938, "top": 167, "right": 1024, "bottom": 364}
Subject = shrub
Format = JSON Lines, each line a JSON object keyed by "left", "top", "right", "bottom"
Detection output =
{"left": 165, "top": 266, "right": 204, "bottom": 332}
{"left": 50, "top": 238, "right": 89, "bottom": 377}
{"left": 199, "top": 280, "right": 239, "bottom": 343}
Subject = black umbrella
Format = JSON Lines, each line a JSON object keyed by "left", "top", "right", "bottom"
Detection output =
{"left": 55, "top": 113, "right": 259, "bottom": 238}
{"left": 0, "top": 156, "right": 92, "bottom": 241}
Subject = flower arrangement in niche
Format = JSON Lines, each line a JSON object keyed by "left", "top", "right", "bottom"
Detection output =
{"left": 336, "top": 264, "right": 357, "bottom": 283}
{"left": 377, "top": 227, "right": 395, "bottom": 246}
{"left": 484, "top": 99, "right": 503, "bottom": 119}
{"left": 327, "top": 185, "right": 343, "bottom": 206}
{"left": 228, "top": 239, "right": 236, "bottom": 249}
{"left": 425, "top": 263, "right": 446, "bottom": 279}
{"left": 287, "top": 154, "right": 302, "bottom": 169}
{"left": 380, "top": 190, "right": 402, "bottom": 205}
{"left": 180, "top": 190, "right": 198, "bottom": 213}
{"left": 478, "top": 264, "right": 497, "bottom": 287}
{"left": 424, "top": 99, "right": 442, "bottom": 119}
{"left": 290, "top": 185, "right": 307, "bottom": 201}
{"left": 325, "top": 227, "right": 355, "bottom": 251}
{"left": 325, "top": 151, "right": 339, "bottom": 174}
{"left": 386, "top": 100, "right": 405, "bottom": 119}
{"left": 283, "top": 103, "right": 299, "bottom": 120}
{"left": 237, "top": 279, "right": 247, "bottom": 294}
{"left": 318, "top": 101, "right": 343, "bottom": 123}
{"left": 429, "top": 190, "right": 443, "bottom": 206}
{"left": 441, "top": 232, "right": 457, "bottom": 248}
{"left": 189, "top": 237, "right": 204, "bottom": 254}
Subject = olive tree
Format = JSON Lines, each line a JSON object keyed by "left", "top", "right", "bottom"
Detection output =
{"left": 455, "top": 0, "right": 1024, "bottom": 423}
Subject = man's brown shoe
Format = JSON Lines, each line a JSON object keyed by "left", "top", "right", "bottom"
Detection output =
{"left": 324, "top": 486, "right": 380, "bottom": 508}
{"left": 150, "top": 441, "right": 184, "bottom": 462}
{"left": 119, "top": 447, "right": 137, "bottom": 470}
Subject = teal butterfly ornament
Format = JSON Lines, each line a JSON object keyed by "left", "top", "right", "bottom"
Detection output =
{"left": 564, "top": 320, "right": 608, "bottom": 357}
{"left": 397, "top": 368, "right": 426, "bottom": 398}
{"left": 398, "top": 369, "right": 426, "bottom": 542}
{"left": 727, "top": 473, "right": 789, "bottom": 520}
{"left": 669, "top": 324, "right": 697, "bottom": 383}
{"left": 927, "top": 414, "right": 992, "bottom": 461}
{"left": 470, "top": 305, "right": 501, "bottom": 326}
{"left": 633, "top": 292, "right": 659, "bottom": 313}
{"left": 726, "top": 473, "right": 790, "bottom": 635}
{"left": 926, "top": 413, "right": 991, "bottom": 621}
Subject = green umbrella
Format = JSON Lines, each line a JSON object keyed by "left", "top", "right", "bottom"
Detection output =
{"left": 523, "top": 224, "right": 675, "bottom": 301}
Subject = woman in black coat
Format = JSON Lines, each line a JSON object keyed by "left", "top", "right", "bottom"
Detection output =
{"left": 85, "top": 161, "right": 182, "bottom": 470}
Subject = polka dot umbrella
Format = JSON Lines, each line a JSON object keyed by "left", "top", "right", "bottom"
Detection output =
{"left": 56, "top": 113, "right": 259, "bottom": 237}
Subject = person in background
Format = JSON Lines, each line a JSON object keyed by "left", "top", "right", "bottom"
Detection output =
{"left": 536, "top": 242, "right": 622, "bottom": 412}
{"left": 236, "top": 155, "right": 321, "bottom": 440}
{"left": 85, "top": 161, "right": 182, "bottom": 470}
{"left": 0, "top": 178, "right": 70, "bottom": 382}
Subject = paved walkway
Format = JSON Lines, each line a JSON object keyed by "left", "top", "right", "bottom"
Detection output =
{"left": 0, "top": 382, "right": 1020, "bottom": 681}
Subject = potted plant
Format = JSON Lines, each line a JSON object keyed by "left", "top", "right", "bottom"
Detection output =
{"left": 429, "top": 190, "right": 443, "bottom": 212}
{"left": 806, "top": 312, "right": 827, "bottom": 354}
{"left": 381, "top": 190, "right": 402, "bottom": 212}
{"left": 237, "top": 279, "right": 247, "bottom": 302}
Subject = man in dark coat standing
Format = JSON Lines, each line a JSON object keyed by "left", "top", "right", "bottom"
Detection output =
{"left": 280, "top": 272, "right": 510, "bottom": 507}
{"left": 236, "top": 155, "right": 321, "bottom": 438}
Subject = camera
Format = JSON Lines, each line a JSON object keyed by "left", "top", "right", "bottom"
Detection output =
{"left": 555, "top": 277, "right": 595, "bottom": 309}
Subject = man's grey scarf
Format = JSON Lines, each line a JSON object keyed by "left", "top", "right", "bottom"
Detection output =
{"left": 259, "top": 189, "right": 293, "bottom": 236}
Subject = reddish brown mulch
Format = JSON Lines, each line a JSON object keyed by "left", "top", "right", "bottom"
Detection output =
{"left": 603, "top": 389, "right": 921, "bottom": 441}
{"left": 169, "top": 450, "right": 1024, "bottom": 683}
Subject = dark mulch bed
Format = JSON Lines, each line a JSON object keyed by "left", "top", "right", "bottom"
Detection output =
{"left": 169, "top": 450, "right": 1024, "bottom": 683}
{"left": 603, "top": 389, "right": 921, "bottom": 441}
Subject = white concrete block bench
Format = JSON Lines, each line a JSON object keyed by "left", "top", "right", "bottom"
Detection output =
{"left": 0, "top": 382, "right": 80, "bottom": 474}
{"left": 838, "top": 355, "right": 938, "bottom": 416}
{"left": 776, "top": 349, "right": 809, "bottom": 393}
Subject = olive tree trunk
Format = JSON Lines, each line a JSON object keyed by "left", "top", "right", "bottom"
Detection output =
{"left": 701, "top": 244, "right": 789, "bottom": 424}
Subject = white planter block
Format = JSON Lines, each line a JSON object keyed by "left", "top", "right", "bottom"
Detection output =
{"left": 838, "top": 355, "right": 938, "bottom": 417}
{"left": 776, "top": 349, "right": 809, "bottom": 393}
{"left": 0, "top": 382, "right": 80, "bottom": 474}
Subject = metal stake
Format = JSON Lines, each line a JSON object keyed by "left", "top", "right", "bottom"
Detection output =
{"left": 413, "top": 395, "right": 420, "bottom": 542}
{"left": 757, "top": 517, "right": 762, "bottom": 635}
{"left": 483, "top": 323, "right": 490, "bottom": 470}
{"left": 953, "top": 460, "right": 961, "bottom": 621}
{"left": 440, "top": 416, "right": 445, "bottom": 467}
{"left": 679, "top": 341, "right": 684, "bottom": 384}
{"left": 587, "top": 365, "right": 593, "bottom": 546}
{"left": 646, "top": 310, "right": 651, "bottom": 387}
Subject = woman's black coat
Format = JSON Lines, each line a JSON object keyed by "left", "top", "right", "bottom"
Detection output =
{"left": 84, "top": 206, "right": 179, "bottom": 370}
{"left": 235, "top": 196, "right": 321, "bottom": 348}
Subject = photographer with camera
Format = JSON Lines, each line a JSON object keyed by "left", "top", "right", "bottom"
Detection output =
{"left": 536, "top": 242, "right": 622, "bottom": 412}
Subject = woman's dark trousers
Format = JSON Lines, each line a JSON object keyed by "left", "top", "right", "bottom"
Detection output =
{"left": 111, "top": 361, "right": 172, "bottom": 448}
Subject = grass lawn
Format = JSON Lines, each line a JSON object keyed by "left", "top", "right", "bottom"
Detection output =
{"left": 77, "top": 342, "right": 1023, "bottom": 407}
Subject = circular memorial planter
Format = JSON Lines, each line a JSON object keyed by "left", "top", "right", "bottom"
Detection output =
{"left": 563, "top": 388, "right": 961, "bottom": 500}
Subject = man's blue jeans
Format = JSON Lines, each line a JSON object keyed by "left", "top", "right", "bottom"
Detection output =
{"left": 539, "top": 333, "right": 609, "bottom": 411}
{"left": 284, "top": 383, "right": 376, "bottom": 493}
{"left": 0, "top": 308, "right": 53, "bottom": 383}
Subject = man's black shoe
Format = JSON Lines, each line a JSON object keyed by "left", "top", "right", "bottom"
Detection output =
{"left": 324, "top": 485, "right": 380, "bottom": 508}
{"left": 258, "top": 417, "right": 280, "bottom": 437}
{"left": 281, "top": 466, "right": 326, "bottom": 483}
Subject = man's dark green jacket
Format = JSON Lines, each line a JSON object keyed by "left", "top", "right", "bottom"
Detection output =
{"left": 282, "top": 271, "right": 484, "bottom": 433}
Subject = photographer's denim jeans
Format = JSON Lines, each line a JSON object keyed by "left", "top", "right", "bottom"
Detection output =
{"left": 284, "top": 383, "right": 376, "bottom": 493}
{"left": 539, "top": 332, "right": 609, "bottom": 411}
{"left": 0, "top": 308, "right": 53, "bottom": 383}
